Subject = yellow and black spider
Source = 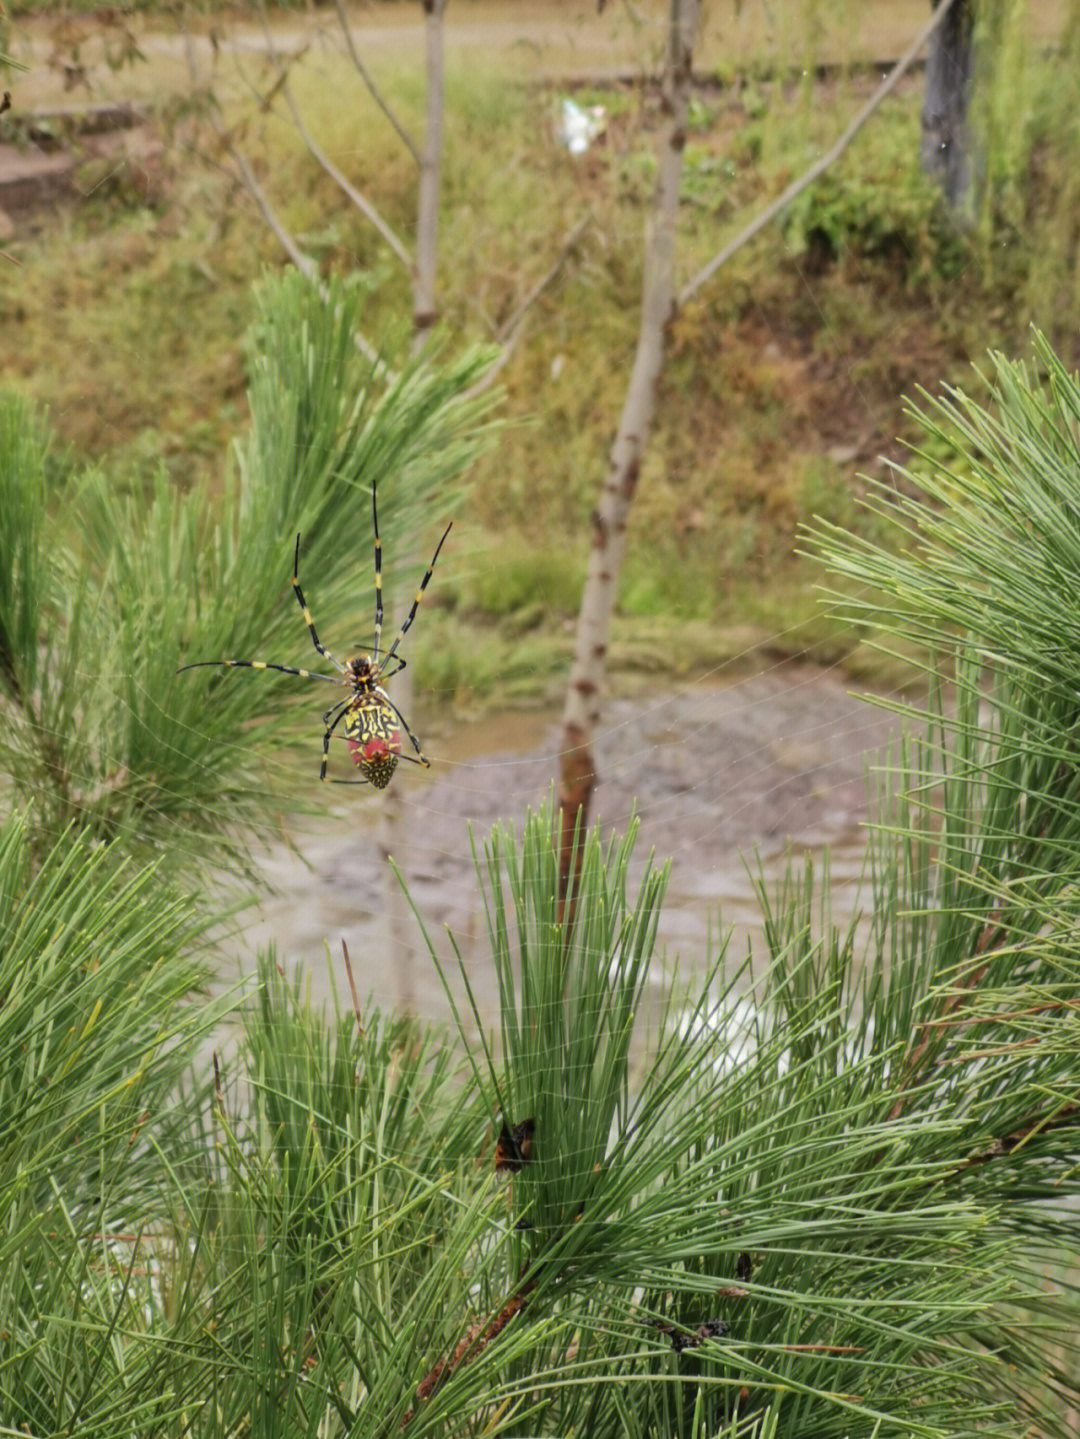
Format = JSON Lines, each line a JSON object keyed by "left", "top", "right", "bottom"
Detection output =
{"left": 179, "top": 483, "right": 451, "bottom": 789}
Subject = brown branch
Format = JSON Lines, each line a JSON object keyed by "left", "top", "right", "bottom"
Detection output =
{"left": 227, "top": 138, "right": 321, "bottom": 280}
{"left": 495, "top": 214, "right": 592, "bottom": 345}
{"left": 334, "top": 0, "right": 420, "bottom": 165}
{"left": 556, "top": 744, "right": 593, "bottom": 930}
{"left": 678, "top": 0, "right": 962, "bottom": 306}
{"left": 401, "top": 1283, "right": 533, "bottom": 1428}
{"left": 212, "top": 1050, "right": 225, "bottom": 1115}
{"left": 948, "top": 1101, "right": 1080, "bottom": 1178}
{"left": 242, "top": 17, "right": 309, "bottom": 116}
{"left": 469, "top": 213, "right": 594, "bottom": 396}
{"left": 0, "top": 638, "right": 23, "bottom": 706}
{"left": 214, "top": 30, "right": 390, "bottom": 373}
{"left": 928, "top": 997, "right": 1080, "bottom": 1027}
{"left": 282, "top": 80, "right": 413, "bottom": 273}
{"left": 939, "top": 1036, "right": 1040, "bottom": 1063}
{"left": 180, "top": 24, "right": 318, "bottom": 281}
{"left": 341, "top": 937, "right": 364, "bottom": 1034}
{"left": 888, "top": 911, "right": 1002, "bottom": 1122}
{"left": 182, "top": 42, "right": 388, "bottom": 369}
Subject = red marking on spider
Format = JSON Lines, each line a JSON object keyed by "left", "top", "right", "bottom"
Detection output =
{"left": 347, "top": 730, "right": 403, "bottom": 765}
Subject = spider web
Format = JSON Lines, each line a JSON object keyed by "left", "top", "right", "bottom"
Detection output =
{"left": 4, "top": 3, "right": 963, "bottom": 1045}
{"left": 227, "top": 596, "right": 914, "bottom": 1032}
{"left": 211, "top": 6, "right": 933, "bottom": 1033}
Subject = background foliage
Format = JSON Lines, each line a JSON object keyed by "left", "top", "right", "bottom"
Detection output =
{"left": 7, "top": 1, "right": 1080, "bottom": 699}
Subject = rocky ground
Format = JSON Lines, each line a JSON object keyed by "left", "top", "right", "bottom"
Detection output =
{"left": 230, "top": 664, "right": 911, "bottom": 1031}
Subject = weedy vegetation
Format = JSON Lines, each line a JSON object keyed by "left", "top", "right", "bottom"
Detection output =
{"left": 6, "top": 2, "right": 1080, "bottom": 702}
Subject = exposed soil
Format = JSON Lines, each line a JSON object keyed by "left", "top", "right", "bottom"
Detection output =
{"left": 234, "top": 664, "right": 910, "bottom": 1029}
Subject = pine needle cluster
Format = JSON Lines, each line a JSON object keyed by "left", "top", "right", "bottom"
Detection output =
{"left": 2, "top": 301, "right": 1080, "bottom": 1435}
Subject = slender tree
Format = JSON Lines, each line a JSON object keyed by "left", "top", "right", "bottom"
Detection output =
{"left": 382, "top": 0, "right": 449, "bottom": 1014}
{"left": 556, "top": 0, "right": 701, "bottom": 907}
{"left": 413, "top": 0, "right": 446, "bottom": 337}
{"left": 559, "top": 0, "right": 963, "bottom": 907}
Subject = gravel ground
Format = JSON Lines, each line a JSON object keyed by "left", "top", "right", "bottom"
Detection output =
{"left": 228, "top": 665, "right": 910, "bottom": 1030}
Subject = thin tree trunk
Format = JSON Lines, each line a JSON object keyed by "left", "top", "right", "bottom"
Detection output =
{"left": 414, "top": 0, "right": 445, "bottom": 335}
{"left": 382, "top": 0, "right": 447, "bottom": 1011}
{"left": 920, "top": 0, "right": 974, "bottom": 212}
{"left": 556, "top": 0, "right": 700, "bottom": 910}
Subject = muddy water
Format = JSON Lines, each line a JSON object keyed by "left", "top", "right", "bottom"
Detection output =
{"left": 228, "top": 665, "right": 911, "bottom": 1031}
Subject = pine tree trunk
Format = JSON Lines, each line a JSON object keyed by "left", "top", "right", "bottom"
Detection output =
{"left": 556, "top": 0, "right": 700, "bottom": 909}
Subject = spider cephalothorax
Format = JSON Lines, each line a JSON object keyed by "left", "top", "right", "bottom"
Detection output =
{"left": 179, "top": 484, "right": 450, "bottom": 788}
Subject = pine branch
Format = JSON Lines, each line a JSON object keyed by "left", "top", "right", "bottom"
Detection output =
{"left": 401, "top": 1282, "right": 534, "bottom": 1429}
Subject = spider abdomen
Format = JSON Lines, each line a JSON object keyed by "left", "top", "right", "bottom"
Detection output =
{"left": 344, "top": 695, "right": 403, "bottom": 789}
